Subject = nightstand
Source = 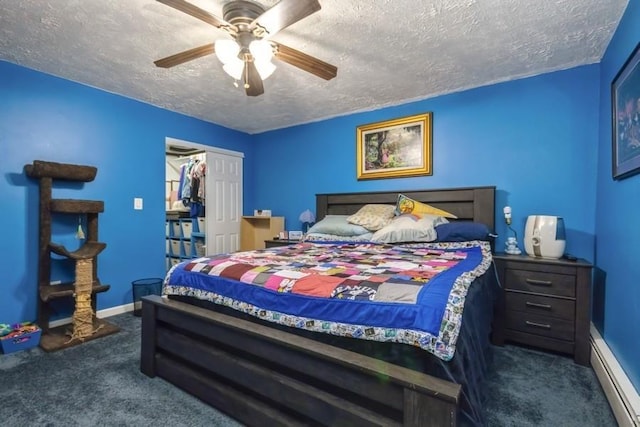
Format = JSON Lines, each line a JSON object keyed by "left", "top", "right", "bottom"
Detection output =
{"left": 264, "top": 239, "right": 300, "bottom": 248}
{"left": 493, "top": 253, "right": 593, "bottom": 366}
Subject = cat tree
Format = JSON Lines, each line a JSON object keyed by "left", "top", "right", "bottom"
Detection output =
{"left": 25, "top": 160, "right": 119, "bottom": 351}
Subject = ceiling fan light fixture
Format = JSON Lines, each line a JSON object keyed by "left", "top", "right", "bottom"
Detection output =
{"left": 255, "top": 60, "right": 276, "bottom": 80}
{"left": 249, "top": 39, "right": 273, "bottom": 62}
{"left": 155, "top": 0, "right": 336, "bottom": 97}
{"left": 215, "top": 39, "right": 240, "bottom": 64}
{"left": 223, "top": 61, "right": 244, "bottom": 80}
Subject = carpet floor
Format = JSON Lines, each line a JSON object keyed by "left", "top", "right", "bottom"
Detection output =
{"left": 0, "top": 313, "right": 616, "bottom": 426}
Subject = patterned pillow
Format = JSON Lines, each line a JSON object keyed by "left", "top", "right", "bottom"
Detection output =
{"left": 395, "top": 194, "right": 458, "bottom": 219}
{"left": 346, "top": 204, "right": 396, "bottom": 231}
{"left": 370, "top": 214, "right": 449, "bottom": 243}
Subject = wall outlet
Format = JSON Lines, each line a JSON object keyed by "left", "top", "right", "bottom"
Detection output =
{"left": 134, "top": 197, "right": 143, "bottom": 210}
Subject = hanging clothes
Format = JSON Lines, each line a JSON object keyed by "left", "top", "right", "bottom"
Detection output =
{"left": 190, "top": 160, "right": 206, "bottom": 204}
{"left": 188, "top": 158, "right": 206, "bottom": 217}
{"left": 177, "top": 163, "right": 186, "bottom": 200}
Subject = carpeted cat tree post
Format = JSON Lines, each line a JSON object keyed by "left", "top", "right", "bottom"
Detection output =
{"left": 25, "top": 160, "right": 119, "bottom": 351}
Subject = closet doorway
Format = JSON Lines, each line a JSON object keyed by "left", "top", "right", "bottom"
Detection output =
{"left": 165, "top": 137, "right": 243, "bottom": 265}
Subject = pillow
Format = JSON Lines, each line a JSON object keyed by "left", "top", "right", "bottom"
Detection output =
{"left": 304, "top": 232, "right": 373, "bottom": 242}
{"left": 346, "top": 204, "right": 396, "bottom": 231}
{"left": 370, "top": 214, "right": 449, "bottom": 243}
{"left": 307, "top": 215, "right": 371, "bottom": 236}
{"left": 394, "top": 194, "right": 458, "bottom": 219}
{"left": 434, "top": 221, "right": 492, "bottom": 242}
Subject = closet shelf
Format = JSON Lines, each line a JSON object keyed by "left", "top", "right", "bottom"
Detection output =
{"left": 49, "top": 242, "right": 106, "bottom": 260}
{"left": 39, "top": 282, "right": 110, "bottom": 302}
{"left": 50, "top": 199, "right": 104, "bottom": 214}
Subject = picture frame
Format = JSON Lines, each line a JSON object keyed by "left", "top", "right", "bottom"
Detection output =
{"left": 611, "top": 42, "right": 640, "bottom": 180}
{"left": 288, "top": 230, "right": 303, "bottom": 241}
{"left": 356, "top": 112, "right": 432, "bottom": 180}
{"left": 278, "top": 231, "right": 288, "bottom": 240}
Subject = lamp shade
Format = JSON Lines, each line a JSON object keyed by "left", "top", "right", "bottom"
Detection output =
{"left": 255, "top": 60, "right": 276, "bottom": 80}
{"left": 299, "top": 209, "right": 316, "bottom": 224}
{"left": 223, "top": 61, "right": 244, "bottom": 80}
{"left": 249, "top": 40, "right": 273, "bottom": 61}
{"left": 215, "top": 39, "right": 240, "bottom": 64}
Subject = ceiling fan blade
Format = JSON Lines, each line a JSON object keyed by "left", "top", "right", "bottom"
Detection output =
{"left": 154, "top": 43, "right": 215, "bottom": 68}
{"left": 156, "top": 0, "right": 236, "bottom": 31}
{"left": 244, "top": 61, "right": 264, "bottom": 97}
{"left": 249, "top": 0, "right": 321, "bottom": 36}
{"left": 273, "top": 42, "right": 337, "bottom": 80}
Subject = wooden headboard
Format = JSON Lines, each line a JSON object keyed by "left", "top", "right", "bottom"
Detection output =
{"left": 316, "top": 186, "right": 496, "bottom": 231}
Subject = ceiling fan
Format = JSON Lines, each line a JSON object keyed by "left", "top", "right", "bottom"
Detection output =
{"left": 154, "top": 0, "right": 338, "bottom": 96}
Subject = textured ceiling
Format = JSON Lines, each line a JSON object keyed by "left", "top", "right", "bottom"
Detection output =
{"left": 0, "top": 0, "right": 628, "bottom": 134}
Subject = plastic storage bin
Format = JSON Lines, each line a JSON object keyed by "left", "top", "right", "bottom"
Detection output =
{"left": 171, "top": 221, "right": 181, "bottom": 237}
{"left": 170, "top": 239, "right": 181, "bottom": 256}
{"left": 183, "top": 240, "right": 192, "bottom": 257}
{"left": 0, "top": 323, "right": 41, "bottom": 354}
{"left": 194, "top": 240, "right": 206, "bottom": 257}
{"left": 131, "top": 278, "right": 163, "bottom": 316}
{"left": 181, "top": 220, "right": 193, "bottom": 238}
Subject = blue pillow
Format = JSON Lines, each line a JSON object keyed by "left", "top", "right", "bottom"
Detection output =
{"left": 434, "top": 222, "right": 492, "bottom": 242}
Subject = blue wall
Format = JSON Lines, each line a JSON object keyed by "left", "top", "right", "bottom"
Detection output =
{"left": 0, "top": 60, "right": 253, "bottom": 325}
{"left": 596, "top": 0, "right": 640, "bottom": 391}
{"left": 253, "top": 66, "right": 600, "bottom": 262}
{"left": 3, "top": 21, "right": 636, "bottom": 394}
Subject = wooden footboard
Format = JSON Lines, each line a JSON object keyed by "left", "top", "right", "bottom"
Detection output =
{"left": 140, "top": 295, "right": 460, "bottom": 426}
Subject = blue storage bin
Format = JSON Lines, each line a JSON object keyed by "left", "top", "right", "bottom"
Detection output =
{"left": 0, "top": 324, "right": 41, "bottom": 354}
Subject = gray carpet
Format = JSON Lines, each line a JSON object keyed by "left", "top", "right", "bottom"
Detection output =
{"left": 0, "top": 314, "right": 616, "bottom": 426}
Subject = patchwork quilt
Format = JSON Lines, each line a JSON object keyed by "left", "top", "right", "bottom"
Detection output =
{"left": 164, "top": 240, "right": 493, "bottom": 361}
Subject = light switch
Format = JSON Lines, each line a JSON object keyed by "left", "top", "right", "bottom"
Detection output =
{"left": 134, "top": 197, "right": 143, "bottom": 210}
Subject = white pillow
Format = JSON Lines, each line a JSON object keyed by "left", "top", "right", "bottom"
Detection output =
{"left": 370, "top": 214, "right": 449, "bottom": 243}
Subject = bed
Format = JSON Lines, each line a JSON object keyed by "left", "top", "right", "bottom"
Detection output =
{"left": 140, "top": 186, "right": 498, "bottom": 427}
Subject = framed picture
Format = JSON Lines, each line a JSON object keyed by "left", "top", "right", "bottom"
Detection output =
{"left": 612, "top": 42, "right": 640, "bottom": 180}
{"left": 278, "top": 231, "right": 288, "bottom": 240}
{"left": 288, "top": 230, "right": 303, "bottom": 240}
{"left": 356, "top": 112, "right": 432, "bottom": 180}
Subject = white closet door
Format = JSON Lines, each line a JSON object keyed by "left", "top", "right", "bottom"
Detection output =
{"left": 205, "top": 151, "right": 242, "bottom": 254}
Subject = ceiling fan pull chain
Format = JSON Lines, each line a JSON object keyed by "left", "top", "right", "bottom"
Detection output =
{"left": 244, "top": 56, "right": 250, "bottom": 89}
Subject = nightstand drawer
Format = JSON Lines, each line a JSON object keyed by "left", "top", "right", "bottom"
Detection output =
{"left": 504, "top": 269, "right": 575, "bottom": 297}
{"left": 505, "top": 310, "right": 575, "bottom": 341}
{"left": 505, "top": 292, "right": 575, "bottom": 321}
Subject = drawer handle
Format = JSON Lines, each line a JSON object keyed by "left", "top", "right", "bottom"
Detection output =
{"left": 525, "top": 320, "right": 551, "bottom": 329}
{"left": 525, "top": 278, "right": 552, "bottom": 286}
{"left": 526, "top": 301, "right": 552, "bottom": 310}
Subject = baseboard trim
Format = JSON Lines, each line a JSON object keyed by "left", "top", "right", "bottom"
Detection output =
{"left": 591, "top": 324, "right": 640, "bottom": 427}
{"left": 49, "top": 303, "right": 135, "bottom": 329}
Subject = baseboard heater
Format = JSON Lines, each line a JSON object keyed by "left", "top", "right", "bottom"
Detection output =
{"left": 591, "top": 324, "right": 640, "bottom": 427}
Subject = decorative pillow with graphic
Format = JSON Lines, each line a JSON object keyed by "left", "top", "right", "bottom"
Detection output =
{"left": 346, "top": 204, "right": 396, "bottom": 231}
{"left": 394, "top": 194, "right": 458, "bottom": 219}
